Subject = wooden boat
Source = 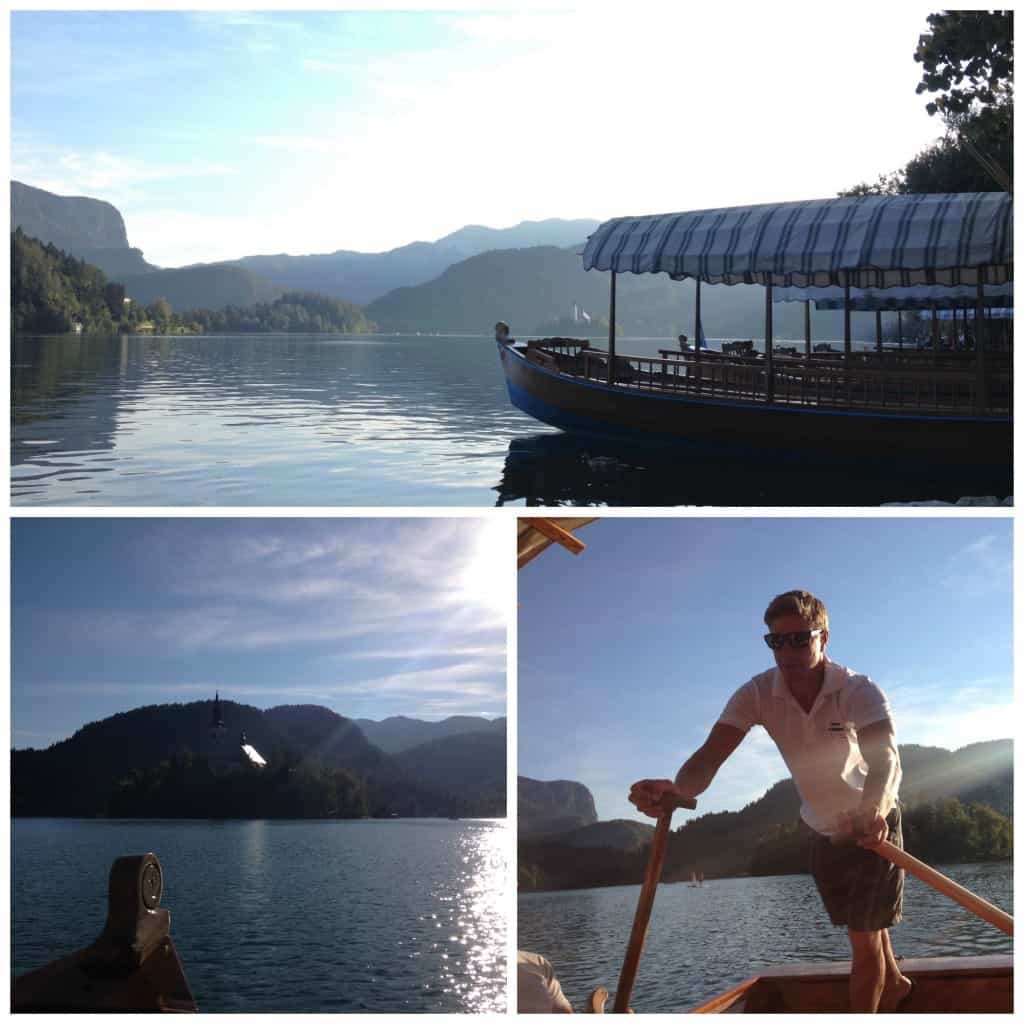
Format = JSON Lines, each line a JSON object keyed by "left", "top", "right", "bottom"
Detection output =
{"left": 12, "top": 852, "right": 197, "bottom": 1012}
{"left": 688, "top": 953, "right": 1012, "bottom": 1013}
{"left": 497, "top": 193, "right": 1012, "bottom": 469}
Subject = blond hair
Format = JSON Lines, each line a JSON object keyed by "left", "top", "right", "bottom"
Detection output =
{"left": 764, "top": 590, "right": 829, "bottom": 631}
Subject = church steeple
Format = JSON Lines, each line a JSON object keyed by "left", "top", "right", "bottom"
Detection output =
{"left": 208, "top": 692, "right": 226, "bottom": 744}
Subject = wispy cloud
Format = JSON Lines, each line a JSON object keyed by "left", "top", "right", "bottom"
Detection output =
{"left": 940, "top": 533, "right": 1011, "bottom": 597}
{"left": 12, "top": 148, "right": 238, "bottom": 209}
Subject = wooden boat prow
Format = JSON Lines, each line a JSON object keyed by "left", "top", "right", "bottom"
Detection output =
{"left": 13, "top": 852, "right": 198, "bottom": 1013}
{"left": 688, "top": 954, "right": 1011, "bottom": 1014}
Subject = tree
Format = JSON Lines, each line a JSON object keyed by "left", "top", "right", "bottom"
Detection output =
{"left": 915, "top": 11, "right": 1013, "bottom": 117}
{"left": 841, "top": 11, "right": 1012, "bottom": 196}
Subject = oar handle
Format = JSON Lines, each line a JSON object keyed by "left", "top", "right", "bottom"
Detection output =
{"left": 613, "top": 813, "right": 673, "bottom": 1014}
{"left": 874, "top": 839, "right": 1013, "bottom": 937}
{"left": 613, "top": 795, "right": 696, "bottom": 1014}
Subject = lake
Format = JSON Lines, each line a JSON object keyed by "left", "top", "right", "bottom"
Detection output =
{"left": 518, "top": 862, "right": 1012, "bottom": 1012}
{"left": 12, "top": 817, "right": 507, "bottom": 1013}
{"left": 12, "top": 334, "right": 1008, "bottom": 507}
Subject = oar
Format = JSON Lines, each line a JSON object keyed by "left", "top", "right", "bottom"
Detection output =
{"left": 874, "top": 839, "right": 1013, "bottom": 936}
{"left": 612, "top": 794, "right": 696, "bottom": 1013}
{"left": 834, "top": 831, "right": 1013, "bottom": 936}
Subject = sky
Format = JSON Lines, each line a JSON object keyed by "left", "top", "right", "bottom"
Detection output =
{"left": 10, "top": 7, "right": 950, "bottom": 267}
{"left": 518, "top": 516, "right": 1013, "bottom": 823}
{"left": 11, "top": 517, "right": 509, "bottom": 748}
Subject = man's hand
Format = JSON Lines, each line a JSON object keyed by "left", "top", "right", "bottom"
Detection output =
{"left": 628, "top": 779, "right": 695, "bottom": 818}
{"left": 836, "top": 808, "right": 889, "bottom": 849}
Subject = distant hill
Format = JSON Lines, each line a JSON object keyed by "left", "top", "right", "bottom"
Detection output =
{"left": 120, "top": 264, "right": 284, "bottom": 311}
{"left": 520, "top": 740, "right": 1012, "bottom": 890}
{"left": 365, "top": 244, "right": 891, "bottom": 340}
{"left": 229, "top": 219, "right": 600, "bottom": 305}
{"left": 393, "top": 728, "right": 506, "bottom": 811}
{"left": 12, "top": 700, "right": 506, "bottom": 818}
{"left": 519, "top": 776, "right": 599, "bottom": 836}
{"left": 355, "top": 714, "right": 505, "bottom": 754}
{"left": 12, "top": 700, "right": 288, "bottom": 817}
{"left": 556, "top": 819, "right": 654, "bottom": 852}
{"left": 11, "top": 181, "right": 155, "bottom": 278}
{"left": 262, "top": 704, "right": 387, "bottom": 773}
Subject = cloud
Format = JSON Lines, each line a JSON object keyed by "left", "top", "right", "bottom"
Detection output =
{"left": 884, "top": 673, "right": 1013, "bottom": 750}
{"left": 12, "top": 148, "right": 238, "bottom": 210}
{"left": 347, "top": 644, "right": 506, "bottom": 661}
{"left": 939, "top": 533, "right": 1011, "bottom": 597}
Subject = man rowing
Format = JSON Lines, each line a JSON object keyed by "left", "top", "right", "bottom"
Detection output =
{"left": 629, "top": 589, "right": 914, "bottom": 1013}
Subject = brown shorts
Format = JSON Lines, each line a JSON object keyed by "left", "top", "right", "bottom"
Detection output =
{"left": 809, "top": 806, "right": 904, "bottom": 932}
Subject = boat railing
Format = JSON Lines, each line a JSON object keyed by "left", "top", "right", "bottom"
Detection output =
{"left": 568, "top": 348, "right": 1010, "bottom": 417}
{"left": 654, "top": 346, "right": 1011, "bottom": 374}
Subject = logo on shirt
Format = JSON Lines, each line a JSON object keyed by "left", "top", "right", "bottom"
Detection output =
{"left": 827, "top": 721, "right": 846, "bottom": 733}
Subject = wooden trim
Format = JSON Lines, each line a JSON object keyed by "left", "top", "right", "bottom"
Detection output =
{"left": 520, "top": 518, "right": 586, "bottom": 557}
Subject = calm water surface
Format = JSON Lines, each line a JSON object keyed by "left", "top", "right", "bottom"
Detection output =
{"left": 13, "top": 817, "right": 507, "bottom": 1013}
{"left": 13, "top": 334, "right": 1006, "bottom": 506}
{"left": 518, "top": 863, "right": 1012, "bottom": 1012}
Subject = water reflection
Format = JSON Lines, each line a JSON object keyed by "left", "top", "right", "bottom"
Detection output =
{"left": 12, "top": 334, "right": 535, "bottom": 505}
{"left": 15, "top": 334, "right": 1007, "bottom": 506}
{"left": 494, "top": 432, "right": 1012, "bottom": 507}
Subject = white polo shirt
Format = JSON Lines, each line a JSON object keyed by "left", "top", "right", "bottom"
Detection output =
{"left": 717, "top": 658, "right": 901, "bottom": 835}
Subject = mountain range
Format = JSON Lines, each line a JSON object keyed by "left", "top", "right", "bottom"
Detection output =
{"left": 12, "top": 700, "right": 505, "bottom": 819}
{"left": 519, "top": 739, "right": 1012, "bottom": 889}
{"left": 10, "top": 180, "right": 598, "bottom": 315}
{"left": 355, "top": 714, "right": 506, "bottom": 753}
{"left": 11, "top": 180, "right": 895, "bottom": 340}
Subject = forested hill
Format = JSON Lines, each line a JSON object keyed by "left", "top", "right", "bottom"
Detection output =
{"left": 355, "top": 714, "right": 506, "bottom": 754}
{"left": 519, "top": 739, "right": 1012, "bottom": 891}
{"left": 11, "top": 231, "right": 375, "bottom": 336}
{"left": 12, "top": 700, "right": 506, "bottom": 819}
{"left": 119, "top": 263, "right": 283, "bottom": 311}
{"left": 364, "top": 244, "right": 890, "bottom": 340}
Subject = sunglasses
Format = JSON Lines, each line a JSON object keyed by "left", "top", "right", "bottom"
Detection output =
{"left": 764, "top": 628, "right": 823, "bottom": 650}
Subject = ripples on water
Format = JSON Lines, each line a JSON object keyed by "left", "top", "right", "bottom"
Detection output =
{"left": 13, "top": 818, "right": 507, "bottom": 1013}
{"left": 518, "top": 864, "right": 1012, "bottom": 1013}
{"left": 13, "top": 334, "right": 1007, "bottom": 506}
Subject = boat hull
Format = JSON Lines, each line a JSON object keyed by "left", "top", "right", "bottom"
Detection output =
{"left": 688, "top": 954, "right": 1011, "bottom": 1013}
{"left": 498, "top": 343, "right": 1011, "bottom": 469}
{"left": 684, "top": 954, "right": 1011, "bottom": 1011}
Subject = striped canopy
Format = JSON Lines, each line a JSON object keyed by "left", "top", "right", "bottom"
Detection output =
{"left": 582, "top": 192, "right": 1012, "bottom": 288}
{"left": 773, "top": 282, "right": 1014, "bottom": 311}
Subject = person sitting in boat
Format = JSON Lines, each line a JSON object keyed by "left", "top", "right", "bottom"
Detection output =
{"left": 517, "top": 950, "right": 573, "bottom": 1013}
{"left": 629, "top": 590, "right": 913, "bottom": 1014}
{"left": 678, "top": 334, "right": 691, "bottom": 351}
{"left": 495, "top": 321, "right": 515, "bottom": 345}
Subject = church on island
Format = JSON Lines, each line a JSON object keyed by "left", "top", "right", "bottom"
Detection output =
{"left": 207, "top": 692, "right": 267, "bottom": 776}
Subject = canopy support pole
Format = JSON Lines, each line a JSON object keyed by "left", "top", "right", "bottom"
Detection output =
{"left": 803, "top": 300, "right": 811, "bottom": 360}
{"left": 930, "top": 302, "right": 939, "bottom": 355}
{"left": 975, "top": 277, "right": 987, "bottom": 414}
{"left": 694, "top": 278, "right": 702, "bottom": 363}
{"left": 765, "top": 282, "right": 774, "bottom": 403}
{"left": 843, "top": 280, "right": 852, "bottom": 358}
{"left": 875, "top": 311, "right": 882, "bottom": 353}
{"left": 607, "top": 272, "right": 617, "bottom": 386}
{"left": 897, "top": 310, "right": 903, "bottom": 351}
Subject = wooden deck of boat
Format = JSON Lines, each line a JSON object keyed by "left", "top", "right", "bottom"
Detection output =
{"left": 690, "top": 954, "right": 1012, "bottom": 1014}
